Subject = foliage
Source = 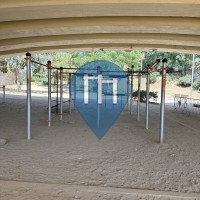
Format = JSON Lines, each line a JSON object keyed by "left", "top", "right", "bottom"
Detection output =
{"left": 166, "top": 74, "right": 172, "bottom": 83}
{"left": 0, "top": 54, "right": 52, "bottom": 90}
{"left": 177, "top": 75, "right": 191, "bottom": 87}
{"left": 132, "top": 90, "right": 158, "bottom": 102}
{"left": 1, "top": 51, "right": 200, "bottom": 92}
{"left": 142, "top": 50, "right": 194, "bottom": 74}
{"left": 193, "top": 80, "right": 200, "bottom": 91}
{"left": 32, "top": 76, "right": 48, "bottom": 86}
{"left": 150, "top": 72, "right": 160, "bottom": 84}
{"left": 52, "top": 50, "right": 142, "bottom": 70}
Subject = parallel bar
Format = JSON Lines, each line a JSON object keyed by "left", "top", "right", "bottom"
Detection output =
{"left": 159, "top": 59, "right": 168, "bottom": 144}
{"left": 47, "top": 61, "right": 52, "bottom": 127}
{"left": 145, "top": 70, "right": 150, "bottom": 129}
{"left": 60, "top": 67, "right": 63, "bottom": 120}
{"left": 26, "top": 52, "right": 31, "bottom": 141}
{"left": 3, "top": 85, "right": 5, "bottom": 103}
{"left": 137, "top": 75, "right": 141, "bottom": 121}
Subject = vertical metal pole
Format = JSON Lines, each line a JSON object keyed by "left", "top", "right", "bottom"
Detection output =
{"left": 137, "top": 74, "right": 141, "bottom": 121}
{"left": 26, "top": 52, "right": 31, "bottom": 141}
{"left": 3, "top": 85, "right": 5, "bottom": 103}
{"left": 145, "top": 70, "right": 150, "bottom": 129}
{"left": 60, "top": 67, "right": 63, "bottom": 120}
{"left": 69, "top": 73, "right": 72, "bottom": 114}
{"left": 126, "top": 72, "right": 129, "bottom": 109}
{"left": 190, "top": 54, "right": 195, "bottom": 98}
{"left": 56, "top": 69, "right": 59, "bottom": 114}
{"left": 97, "top": 66, "right": 102, "bottom": 128}
{"left": 74, "top": 75, "right": 76, "bottom": 104}
{"left": 130, "top": 74, "right": 133, "bottom": 114}
{"left": 130, "top": 65, "right": 134, "bottom": 114}
{"left": 47, "top": 61, "right": 52, "bottom": 127}
{"left": 159, "top": 59, "right": 167, "bottom": 144}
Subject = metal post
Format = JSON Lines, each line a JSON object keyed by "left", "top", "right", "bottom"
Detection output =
{"left": 69, "top": 73, "right": 72, "bottom": 114}
{"left": 56, "top": 69, "right": 59, "bottom": 114}
{"left": 159, "top": 59, "right": 167, "bottom": 144}
{"left": 3, "top": 85, "right": 5, "bottom": 103}
{"left": 47, "top": 61, "right": 52, "bottom": 127}
{"left": 137, "top": 74, "right": 141, "bottom": 121}
{"left": 145, "top": 66, "right": 150, "bottom": 129}
{"left": 130, "top": 74, "right": 133, "bottom": 114}
{"left": 74, "top": 75, "right": 76, "bottom": 104}
{"left": 97, "top": 66, "right": 102, "bottom": 128}
{"left": 26, "top": 52, "right": 31, "bottom": 141}
{"left": 127, "top": 68, "right": 130, "bottom": 110}
{"left": 190, "top": 54, "right": 195, "bottom": 98}
{"left": 130, "top": 65, "right": 134, "bottom": 114}
{"left": 60, "top": 67, "right": 63, "bottom": 120}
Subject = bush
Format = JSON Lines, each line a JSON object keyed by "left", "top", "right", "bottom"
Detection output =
{"left": 150, "top": 72, "right": 160, "bottom": 84}
{"left": 132, "top": 90, "right": 158, "bottom": 102}
{"left": 166, "top": 67, "right": 174, "bottom": 73}
{"left": 32, "top": 76, "right": 48, "bottom": 85}
{"left": 193, "top": 80, "right": 200, "bottom": 91}
{"left": 166, "top": 74, "right": 172, "bottom": 83}
{"left": 177, "top": 75, "right": 191, "bottom": 87}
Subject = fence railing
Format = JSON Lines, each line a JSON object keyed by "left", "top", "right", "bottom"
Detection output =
{"left": 174, "top": 94, "right": 200, "bottom": 115}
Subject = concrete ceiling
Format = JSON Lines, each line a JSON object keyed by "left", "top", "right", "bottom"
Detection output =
{"left": 0, "top": 0, "right": 200, "bottom": 57}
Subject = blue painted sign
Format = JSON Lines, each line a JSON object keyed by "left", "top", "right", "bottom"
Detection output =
{"left": 71, "top": 60, "right": 129, "bottom": 139}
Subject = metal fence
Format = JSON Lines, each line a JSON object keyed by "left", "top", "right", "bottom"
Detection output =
{"left": 174, "top": 94, "right": 200, "bottom": 115}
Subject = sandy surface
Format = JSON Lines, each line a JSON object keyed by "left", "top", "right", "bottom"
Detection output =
{"left": 0, "top": 92, "right": 200, "bottom": 199}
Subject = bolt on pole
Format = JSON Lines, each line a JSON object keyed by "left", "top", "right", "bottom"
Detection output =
{"left": 159, "top": 59, "right": 167, "bottom": 144}
{"left": 47, "top": 61, "right": 52, "bottom": 127}
{"left": 25, "top": 52, "right": 31, "bottom": 141}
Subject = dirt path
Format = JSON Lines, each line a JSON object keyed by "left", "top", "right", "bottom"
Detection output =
{"left": 0, "top": 94, "right": 200, "bottom": 199}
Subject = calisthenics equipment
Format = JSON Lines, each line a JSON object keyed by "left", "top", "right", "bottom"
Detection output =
{"left": 0, "top": 85, "right": 5, "bottom": 103}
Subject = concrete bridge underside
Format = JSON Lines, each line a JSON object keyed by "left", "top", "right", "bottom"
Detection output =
{"left": 0, "top": 0, "right": 200, "bottom": 56}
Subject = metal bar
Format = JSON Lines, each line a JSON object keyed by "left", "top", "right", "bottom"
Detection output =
{"left": 56, "top": 69, "right": 59, "bottom": 114}
{"left": 60, "top": 67, "right": 63, "bottom": 120}
{"left": 3, "top": 85, "right": 5, "bottom": 103}
{"left": 84, "top": 74, "right": 89, "bottom": 104}
{"left": 47, "top": 61, "right": 52, "bottom": 127}
{"left": 126, "top": 73, "right": 129, "bottom": 110}
{"left": 137, "top": 75, "right": 141, "bottom": 121}
{"left": 31, "top": 60, "right": 47, "bottom": 67}
{"left": 159, "top": 59, "right": 168, "bottom": 144}
{"left": 145, "top": 72, "right": 150, "bottom": 129}
{"left": 97, "top": 66, "right": 101, "bottom": 128}
{"left": 26, "top": 52, "right": 31, "bottom": 141}
{"left": 69, "top": 73, "right": 72, "bottom": 114}
{"left": 130, "top": 74, "right": 133, "bottom": 114}
{"left": 190, "top": 54, "right": 195, "bottom": 98}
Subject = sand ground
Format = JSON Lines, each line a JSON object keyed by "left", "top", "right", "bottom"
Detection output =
{"left": 0, "top": 91, "right": 200, "bottom": 199}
